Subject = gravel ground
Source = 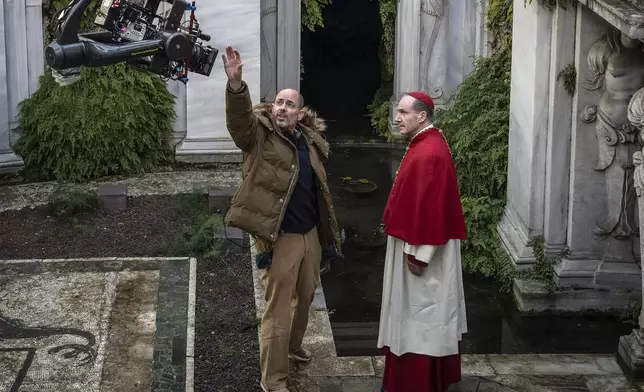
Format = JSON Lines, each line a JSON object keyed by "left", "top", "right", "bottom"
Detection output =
{"left": 194, "top": 250, "right": 262, "bottom": 392}
{"left": 0, "top": 195, "right": 192, "bottom": 258}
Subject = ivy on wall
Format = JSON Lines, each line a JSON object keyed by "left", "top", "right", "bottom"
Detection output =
{"left": 302, "top": 0, "right": 332, "bottom": 32}
{"left": 368, "top": 0, "right": 397, "bottom": 139}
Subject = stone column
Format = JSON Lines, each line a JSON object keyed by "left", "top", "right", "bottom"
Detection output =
{"left": 0, "top": 0, "right": 29, "bottom": 172}
{"left": 176, "top": 0, "right": 261, "bottom": 163}
{"left": 419, "top": 0, "right": 446, "bottom": 105}
{"left": 554, "top": 5, "right": 611, "bottom": 287}
{"left": 276, "top": 0, "right": 300, "bottom": 92}
{"left": 617, "top": 86, "right": 644, "bottom": 378}
{"left": 25, "top": 0, "right": 44, "bottom": 96}
{"left": 445, "top": 0, "right": 478, "bottom": 99}
{"left": 497, "top": 0, "right": 553, "bottom": 269}
{"left": 260, "top": 0, "right": 278, "bottom": 102}
{"left": 543, "top": 3, "right": 575, "bottom": 259}
{"left": 389, "top": 0, "right": 421, "bottom": 133}
{"left": 167, "top": 80, "right": 187, "bottom": 148}
{"left": 474, "top": 0, "right": 490, "bottom": 58}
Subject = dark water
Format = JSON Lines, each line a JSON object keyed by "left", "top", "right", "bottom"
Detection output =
{"left": 321, "top": 146, "right": 635, "bottom": 357}
{"left": 300, "top": 0, "right": 382, "bottom": 140}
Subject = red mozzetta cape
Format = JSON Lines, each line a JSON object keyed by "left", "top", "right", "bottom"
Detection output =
{"left": 382, "top": 128, "right": 467, "bottom": 246}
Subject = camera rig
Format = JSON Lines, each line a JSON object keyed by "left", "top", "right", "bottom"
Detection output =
{"left": 45, "top": 0, "right": 218, "bottom": 83}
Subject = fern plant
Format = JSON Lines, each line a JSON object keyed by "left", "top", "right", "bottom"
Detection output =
{"left": 14, "top": 64, "right": 176, "bottom": 182}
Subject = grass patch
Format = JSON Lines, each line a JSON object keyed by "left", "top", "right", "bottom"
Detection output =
{"left": 48, "top": 188, "right": 99, "bottom": 221}
{"left": 152, "top": 190, "right": 222, "bottom": 260}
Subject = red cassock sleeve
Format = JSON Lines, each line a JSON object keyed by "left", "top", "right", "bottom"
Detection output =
{"left": 382, "top": 130, "right": 467, "bottom": 246}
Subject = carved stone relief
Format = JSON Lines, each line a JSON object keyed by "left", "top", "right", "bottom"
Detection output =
{"left": 419, "top": 0, "right": 445, "bottom": 99}
{"left": 582, "top": 29, "right": 644, "bottom": 262}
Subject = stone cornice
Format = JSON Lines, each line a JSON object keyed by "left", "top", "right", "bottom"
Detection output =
{"left": 577, "top": 0, "right": 644, "bottom": 38}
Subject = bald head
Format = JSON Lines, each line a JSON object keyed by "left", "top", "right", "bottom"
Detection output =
{"left": 272, "top": 88, "right": 305, "bottom": 131}
{"left": 276, "top": 88, "right": 304, "bottom": 108}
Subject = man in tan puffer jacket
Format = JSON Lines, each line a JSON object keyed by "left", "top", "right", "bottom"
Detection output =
{"left": 222, "top": 46, "right": 342, "bottom": 392}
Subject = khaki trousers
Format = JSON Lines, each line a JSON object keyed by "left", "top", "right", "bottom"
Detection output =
{"left": 260, "top": 226, "right": 321, "bottom": 390}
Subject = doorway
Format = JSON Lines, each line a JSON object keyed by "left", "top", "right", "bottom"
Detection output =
{"left": 300, "top": 0, "right": 383, "bottom": 140}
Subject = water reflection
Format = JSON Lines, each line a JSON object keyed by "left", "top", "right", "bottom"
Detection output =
{"left": 321, "top": 146, "right": 635, "bottom": 357}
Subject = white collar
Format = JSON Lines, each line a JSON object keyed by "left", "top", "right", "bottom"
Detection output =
{"left": 411, "top": 123, "right": 435, "bottom": 141}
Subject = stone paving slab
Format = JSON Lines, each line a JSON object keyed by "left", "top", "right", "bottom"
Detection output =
{"left": 0, "top": 257, "right": 196, "bottom": 392}
{"left": 0, "top": 169, "right": 242, "bottom": 212}
{"left": 487, "top": 353, "right": 623, "bottom": 376}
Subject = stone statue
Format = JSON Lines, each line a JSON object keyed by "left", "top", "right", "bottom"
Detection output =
{"left": 419, "top": 0, "right": 445, "bottom": 100}
{"left": 630, "top": 87, "right": 644, "bottom": 327}
{"left": 583, "top": 29, "right": 644, "bottom": 261}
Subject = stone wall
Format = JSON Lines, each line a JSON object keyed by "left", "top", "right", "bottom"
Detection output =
{"left": 501, "top": 0, "right": 644, "bottom": 298}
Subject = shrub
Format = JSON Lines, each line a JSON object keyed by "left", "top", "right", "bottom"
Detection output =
{"left": 14, "top": 64, "right": 176, "bottom": 182}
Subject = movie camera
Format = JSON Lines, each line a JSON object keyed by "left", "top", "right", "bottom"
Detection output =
{"left": 45, "top": 0, "right": 218, "bottom": 84}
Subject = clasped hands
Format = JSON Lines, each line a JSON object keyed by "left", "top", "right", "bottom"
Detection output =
{"left": 405, "top": 254, "right": 426, "bottom": 276}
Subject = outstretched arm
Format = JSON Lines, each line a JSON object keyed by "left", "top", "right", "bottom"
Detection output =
{"left": 223, "top": 46, "right": 259, "bottom": 152}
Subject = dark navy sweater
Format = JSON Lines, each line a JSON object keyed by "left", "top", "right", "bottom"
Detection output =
{"left": 281, "top": 130, "right": 318, "bottom": 234}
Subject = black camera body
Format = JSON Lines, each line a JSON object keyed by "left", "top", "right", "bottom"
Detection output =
{"left": 45, "top": 0, "right": 218, "bottom": 83}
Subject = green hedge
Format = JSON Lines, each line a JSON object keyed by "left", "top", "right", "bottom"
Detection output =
{"left": 14, "top": 64, "right": 176, "bottom": 182}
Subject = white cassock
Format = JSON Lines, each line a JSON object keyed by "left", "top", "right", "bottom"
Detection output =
{"left": 377, "top": 235, "right": 468, "bottom": 357}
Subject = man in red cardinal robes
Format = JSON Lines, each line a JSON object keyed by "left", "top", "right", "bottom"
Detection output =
{"left": 378, "top": 91, "right": 468, "bottom": 392}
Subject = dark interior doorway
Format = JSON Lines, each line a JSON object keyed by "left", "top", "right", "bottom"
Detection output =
{"left": 300, "top": 0, "right": 383, "bottom": 140}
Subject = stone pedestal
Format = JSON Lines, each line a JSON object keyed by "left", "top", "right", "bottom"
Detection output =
{"left": 175, "top": 0, "right": 262, "bottom": 162}
{"left": 498, "top": 0, "right": 553, "bottom": 270}
{"left": 98, "top": 184, "right": 128, "bottom": 212}
{"left": 618, "top": 329, "right": 644, "bottom": 379}
{"left": 208, "top": 186, "right": 237, "bottom": 212}
{"left": 167, "top": 80, "right": 187, "bottom": 149}
{"left": 214, "top": 227, "right": 244, "bottom": 252}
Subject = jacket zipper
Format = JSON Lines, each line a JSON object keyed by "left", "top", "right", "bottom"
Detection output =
{"left": 272, "top": 131, "right": 299, "bottom": 240}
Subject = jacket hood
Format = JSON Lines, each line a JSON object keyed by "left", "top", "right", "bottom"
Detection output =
{"left": 253, "top": 102, "right": 327, "bottom": 134}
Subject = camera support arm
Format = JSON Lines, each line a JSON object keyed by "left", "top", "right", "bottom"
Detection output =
{"left": 45, "top": 0, "right": 217, "bottom": 82}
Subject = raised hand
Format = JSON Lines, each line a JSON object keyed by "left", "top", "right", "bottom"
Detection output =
{"left": 222, "top": 46, "right": 243, "bottom": 89}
